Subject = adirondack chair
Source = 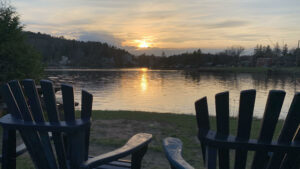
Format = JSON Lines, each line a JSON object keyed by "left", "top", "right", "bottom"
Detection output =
{"left": 163, "top": 90, "right": 300, "bottom": 169}
{"left": 0, "top": 79, "right": 152, "bottom": 169}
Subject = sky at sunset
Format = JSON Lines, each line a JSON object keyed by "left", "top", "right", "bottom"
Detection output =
{"left": 12, "top": 0, "right": 300, "bottom": 56}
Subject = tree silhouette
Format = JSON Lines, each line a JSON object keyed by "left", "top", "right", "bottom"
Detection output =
{"left": 0, "top": 2, "right": 43, "bottom": 83}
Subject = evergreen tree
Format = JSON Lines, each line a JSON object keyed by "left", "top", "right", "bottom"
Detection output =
{"left": 273, "top": 43, "right": 281, "bottom": 57}
{"left": 282, "top": 44, "right": 288, "bottom": 57}
{"left": 0, "top": 2, "right": 43, "bottom": 83}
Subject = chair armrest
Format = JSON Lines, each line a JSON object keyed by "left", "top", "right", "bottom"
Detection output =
{"left": 0, "top": 143, "right": 27, "bottom": 161}
{"left": 163, "top": 137, "right": 195, "bottom": 169}
{"left": 0, "top": 114, "right": 90, "bottom": 132}
{"left": 201, "top": 130, "right": 300, "bottom": 153}
{"left": 81, "top": 133, "right": 152, "bottom": 169}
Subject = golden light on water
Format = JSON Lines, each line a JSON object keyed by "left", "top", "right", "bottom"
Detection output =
{"left": 140, "top": 68, "right": 148, "bottom": 91}
{"left": 140, "top": 68, "right": 148, "bottom": 72}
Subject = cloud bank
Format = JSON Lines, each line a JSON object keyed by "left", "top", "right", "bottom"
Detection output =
{"left": 13, "top": 0, "right": 300, "bottom": 55}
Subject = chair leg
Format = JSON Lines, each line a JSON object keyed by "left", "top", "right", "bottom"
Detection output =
{"left": 205, "top": 146, "right": 217, "bottom": 169}
{"left": 131, "top": 145, "right": 148, "bottom": 169}
{"left": 2, "top": 128, "right": 16, "bottom": 169}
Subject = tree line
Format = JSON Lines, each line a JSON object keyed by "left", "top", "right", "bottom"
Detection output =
{"left": 135, "top": 44, "right": 300, "bottom": 68}
{"left": 25, "top": 32, "right": 135, "bottom": 68}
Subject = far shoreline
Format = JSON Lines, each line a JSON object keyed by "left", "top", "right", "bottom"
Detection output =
{"left": 45, "top": 66, "right": 300, "bottom": 74}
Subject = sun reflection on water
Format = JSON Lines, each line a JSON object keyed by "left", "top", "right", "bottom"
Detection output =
{"left": 140, "top": 68, "right": 148, "bottom": 92}
{"left": 140, "top": 68, "right": 148, "bottom": 72}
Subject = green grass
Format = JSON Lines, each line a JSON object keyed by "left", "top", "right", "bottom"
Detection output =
{"left": 1, "top": 110, "right": 285, "bottom": 169}
{"left": 89, "top": 110, "right": 284, "bottom": 168}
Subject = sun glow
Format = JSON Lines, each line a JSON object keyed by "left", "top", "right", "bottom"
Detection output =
{"left": 133, "top": 38, "right": 154, "bottom": 49}
{"left": 138, "top": 40, "right": 149, "bottom": 48}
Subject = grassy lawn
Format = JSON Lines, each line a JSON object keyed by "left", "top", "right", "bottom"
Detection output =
{"left": 1, "top": 110, "right": 284, "bottom": 169}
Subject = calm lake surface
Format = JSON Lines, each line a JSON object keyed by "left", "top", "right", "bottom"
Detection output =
{"left": 46, "top": 68, "right": 300, "bottom": 119}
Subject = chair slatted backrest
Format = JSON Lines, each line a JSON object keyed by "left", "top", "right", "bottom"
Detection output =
{"left": 1, "top": 80, "right": 93, "bottom": 169}
{"left": 195, "top": 90, "right": 300, "bottom": 169}
{"left": 215, "top": 92, "right": 230, "bottom": 169}
{"left": 234, "top": 90, "right": 256, "bottom": 169}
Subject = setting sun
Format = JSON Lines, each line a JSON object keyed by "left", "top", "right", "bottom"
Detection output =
{"left": 138, "top": 40, "right": 149, "bottom": 48}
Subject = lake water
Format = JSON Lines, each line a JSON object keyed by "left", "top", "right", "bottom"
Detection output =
{"left": 46, "top": 68, "right": 300, "bottom": 119}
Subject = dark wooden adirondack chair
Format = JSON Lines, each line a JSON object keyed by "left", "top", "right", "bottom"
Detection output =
{"left": 0, "top": 79, "right": 152, "bottom": 169}
{"left": 163, "top": 90, "right": 300, "bottom": 169}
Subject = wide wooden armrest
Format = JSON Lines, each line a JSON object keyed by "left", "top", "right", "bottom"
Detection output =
{"left": 0, "top": 114, "right": 90, "bottom": 132}
{"left": 200, "top": 130, "right": 300, "bottom": 152}
{"left": 0, "top": 143, "right": 27, "bottom": 161}
{"left": 80, "top": 133, "right": 152, "bottom": 169}
{"left": 163, "top": 137, "right": 195, "bottom": 169}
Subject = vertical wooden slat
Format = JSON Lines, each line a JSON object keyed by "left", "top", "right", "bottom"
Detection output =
{"left": 81, "top": 90, "right": 93, "bottom": 160}
{"left": 8, "top": 80, "right": 32, "bottom": 121}
{"left": 61, "top": 84, "right": 75, "bottom": 121}
{"left": 1, "top": 84, "right": 22, "bottom": 119}
{"left": 195, "top": 97, "right": 210, "bottom": 163}
{"left": 22, "top": 79, "right": 45, "bottom": 121}
{"left": 40, "top": 80, "right": 68, "bottom": 169}
{"left": 81, "top": 90, "right": 93, "bottom": 120}
{"left": 266, "top": 93, "right": 300, "bottom": 169}
{"left": 22, "top": 79, "right": 58, "bottom": 169}
{"left": 215, "top": 91, "right": 230, "bottom": 169}
{"left": 251, "top": 90, "right": 285, "bottom": 169}
{"left": 61, "top": 84, "right": 76, "bottom": 162}
{"left": 234, "top": 90, "right": 256, "bottom": 169}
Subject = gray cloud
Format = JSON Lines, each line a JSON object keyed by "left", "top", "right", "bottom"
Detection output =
{"left": 204, "top": 20, "right": 249, "bottom": 29}
{"left": 224, "top": 33, "right": 269, "bottom": 41}
{"left": 14, "top": 0, "right": 300, "bottom": 52}
{"left": 24, "top": 18, "right": 94, "bottom": 27}
{"left": 137, "top": 10, "right": 178, "bottom": 20}
{"left": 78, "top": 31, "right": 124, "bottom": 46}
{"left": 159, "top": 37, "right": 214, "bottom": 43}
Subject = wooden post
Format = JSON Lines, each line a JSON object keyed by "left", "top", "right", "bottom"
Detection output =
{"left": 132, "top": 145, "right": 148, "bottom": 169}
{"left": 1, "top": 128, "right": 16, "bottom": 169}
